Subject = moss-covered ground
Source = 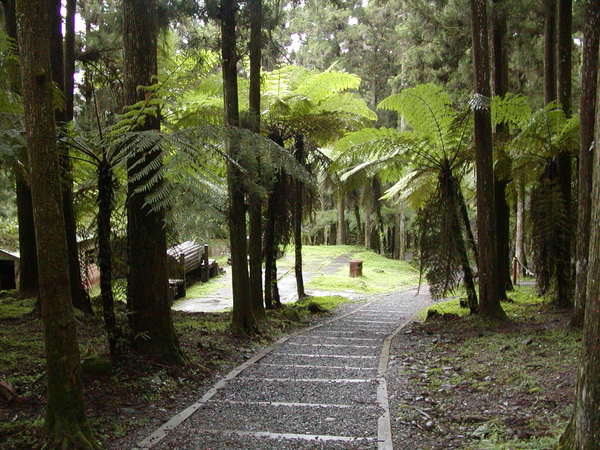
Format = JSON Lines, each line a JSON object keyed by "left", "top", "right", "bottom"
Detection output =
{"left": 389, "top": 284, "right": 579, "bottom": 449}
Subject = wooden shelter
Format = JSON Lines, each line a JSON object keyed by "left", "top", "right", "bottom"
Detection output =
{"left": 0, "top": 249, "right": 19, "bottom": 291}
{"left": 167, "top": 241, "right": 220, "bottom": 299}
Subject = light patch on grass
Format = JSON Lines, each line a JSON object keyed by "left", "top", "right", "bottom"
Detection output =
{"left": 178, "top": 275, "right": 225, "bottom": 301}
{"left": 306, "top": 249, "right": 420, "bottom": 294}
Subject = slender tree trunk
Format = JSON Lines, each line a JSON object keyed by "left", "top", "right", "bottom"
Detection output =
{"left": 448, "top": 173, "right": 478, "bottom": 313}
{"left": 533, "top": 0, "right": 557, "bottom": 296}
{"left": 544, "top": 0, "right": 557, "bottom": 104}
{"left": 15, "top": 168, "right": 38, "bottom": 297}
{"left": 457, "top": 185, "right": 479, "bottom": 266}
{"left": 16, "top": 0, "right": 95, "bottom": 445}
{"left": 49, "top": 0, "right": 92, "bottom": 314}
{"left": 64, "top": 0, "right": 75, "bottom": 122}
{"left": 271, "top": 251, "right": 281, "bottom": 307}
{"left": 97, "top": 160, "right": 117, "bottom": 356}
{"left": 1, "top": 0, "right": 38, "bottom": 298}
{"left": 364, "top": 209, "right": 371, "bottom": 249}
{"left": 123, "top": 0, "right": 182, "bottom": 361}
{"left": 572, "top": 0, "right": 600, "bottom": 327}
{"left": 221, "top": 0, "right": 256, "bottom": 334}
{"left": 470, "top": 0, "right": 506, "bottom": 319}
{"left": 495, "top": 178, "right": 513, "bottom": 294}
{"left": 558, "top": 75, "right": 600, "bottom": 449}
{"left": 293, "top": 135, "right": 306, "bottom": 299}
{"left": 555, "top": 0, "right": 573, "bottom": 308}
{"left": 515, "top": 176, "right": 526, "bottom": 275}
{"left": 354, "top": 204, "right": 363, "bottom": 240}
{"left": 247, "top": 0, "right": 265, "bottom": 321}
{"left": 263, "top": 191, "right": 275, "bottom": 310}
{"left": 492, "top": 0, "right": 513, "bottom": 297}
{"left": 336, "top": 187, "right": 346, "bottom": 245}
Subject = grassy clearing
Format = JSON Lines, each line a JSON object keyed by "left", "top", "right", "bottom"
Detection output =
{"left": 392, "top": 284, "right": 579, "bottom": 449}
{"left": 0, "top": 290, "right": 350, "bottom": 449}
{"left": 307, "top": 248, "right": 420, "bottom": 294}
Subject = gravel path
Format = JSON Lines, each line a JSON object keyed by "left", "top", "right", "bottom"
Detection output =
{"left": 135, "top": 288, "right": 431, "bottom": 449}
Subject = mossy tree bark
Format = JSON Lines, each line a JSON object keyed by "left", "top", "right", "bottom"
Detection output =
{"left": 558, "top": 72, "right": 600, "bottom": 449}
{"left": 470, "top": 0, "right": 506, "bottom": 320}
{"left": 572, "top": 0, "right": 600, "bottom": 327}
{"left": 123, "top": 0, "right": 182, "bottom": 362}
{"left": 16, "top": 0, "right": 97, "bottom": 446}
{"left": 247, "top": 0, "right": 265, "bottom": 322}
{"left": 221, "top": 0, "right": 257, "bottom": 334}
{"left": 1, "top": 0, "right": 39, "bottom": 299}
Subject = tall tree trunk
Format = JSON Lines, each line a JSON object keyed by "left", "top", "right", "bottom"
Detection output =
{"left": 515, "top": 176, "right": 526, "bottom": 275}
{"left": 544, "top": 0, "right": 557, "bottom": 104}
{"left": 491, "top": 0, "right": 513, "bottom": 298}
{"left": 364, "top": 210, "right": 371, "bottom": 249}
{"left": 221, "top": 0, "right": 256, "bottom": 334}
{"left": 1, "top": 0, "right": 38, "bottom": 298}
{"left": 16, "top": 0, "right": 95, "bottom": 446}
{"left": 15, "top": 169, "right": 38, "bottom": 297}
{"left": 393, "top": 213, "right": 401, "bottom": 259}
{"left": 470, "top": 0, "right": 506, "bottom": 319}
{"left": 263, "top": 189, "right": 275, "bottom": 310}
{"left": 97, "top": 160, "right": 117, "bottom": 357}
{"left": 64, "top": 0, "right": 75, "bottom": 122}
{"left": 572, "top": 0, "right": 600, "bottom": 327}
{"left": 558, "top": 75, "right": 600, "bottom": 449}
{"left": 533, "top": 0, "right": 558, "bottom": 295}
{"left": 448, "top": 173, "right": 478, "bottom": 313}
{"left": 457, "top": 185, "right": 479, "bottom": 266}
{"left": 336, "top": 186, "right": 346, "bottom": 245}
{"left": 123, "top": 0, "right": 182, "bottom": 362}
{"left": 293, "top": 136, "right": 306, "bottom": 300}
{"left": 495, "top": 178, "right": 513, "bottom": 294}
{"left": 49, "top": 0, "right": 92, "bottom": 314}
{"left": 555, "top": 0, "right": 573, "bottom": 308}
{"left": 247, "top": 0, "right": 264, "bottom": 321}
{"left": 354, "top": 204, "right": 363, "bottom": 240}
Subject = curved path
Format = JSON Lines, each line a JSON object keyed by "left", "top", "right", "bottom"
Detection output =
{"left": 173, "top": 254, "right": 356, "bottom": 313}
{"left": 136, "top": 288, "right": 431, "bottom": 449}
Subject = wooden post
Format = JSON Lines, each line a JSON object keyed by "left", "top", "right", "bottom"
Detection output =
{"left": 179, "top": 254, "right": 186, "bottom": 296}
{"left": 349, "top": 259, "right": 363, "bottom": 277}
{"left": 512, "top": 257, "right": 518, "bottom": 287}
{"left": 201, "top": 244, "right": 209, "bottom": 282}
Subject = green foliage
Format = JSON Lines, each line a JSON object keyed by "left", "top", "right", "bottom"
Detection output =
{"left": 378, "top": 83, "right": 456, "bottom": 143}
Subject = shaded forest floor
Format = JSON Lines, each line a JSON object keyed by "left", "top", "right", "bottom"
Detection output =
{"left": 388, "top": 285, "right": 579, "bottom": 449}
{"left": 0, "top": 292, "right": 349, "bottom": 449}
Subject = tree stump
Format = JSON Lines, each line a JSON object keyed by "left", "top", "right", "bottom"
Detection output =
{"left": 349, "top": 259, "right": 363, "bottom": 277}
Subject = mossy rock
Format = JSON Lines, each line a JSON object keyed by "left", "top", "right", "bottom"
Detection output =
{"left": 307, "top": 302, "right": 328, "bottom": 314}
{"left": 81, "top": 356, "right": 113, "bottom": 377}
{"left": 281, "top": 307, "right": 303, "bottom": 322}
